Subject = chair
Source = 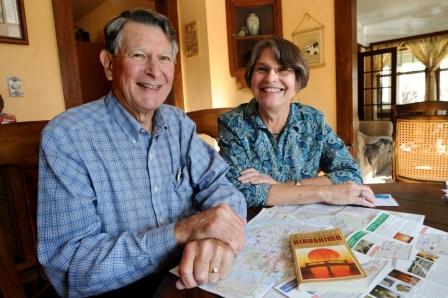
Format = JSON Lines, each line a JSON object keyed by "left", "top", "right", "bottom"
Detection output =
{"left": 0, "top": 121, "right": 54, "bottom": 297}
{"left": 186, "top": 107, "right": 233, "bottom": 139}
{"left": 392, "top": 102, "right": 448, "bottom": 183}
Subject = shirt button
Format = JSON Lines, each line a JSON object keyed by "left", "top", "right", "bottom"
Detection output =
{"left": 154, "top": 186, "right": 159, "bottom": 192}
{"left": 160, "top": 219, "right": 164, "bottom": 224}
{"left": 132, "top": 139, "right": 137, "bottom": 144}
{"left": 140, "top": 129, "right": 146, "bottom": 133}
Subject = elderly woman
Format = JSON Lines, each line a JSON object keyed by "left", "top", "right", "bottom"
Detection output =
{"left": 218, "top": 37, "right": 375, "bottom": 208}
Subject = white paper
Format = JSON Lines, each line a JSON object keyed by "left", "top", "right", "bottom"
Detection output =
{"left": 374, "top": 193, "right": 399, "bottom": 206}
{"left": 169, "top": 205, "right": 433, "bottom": 298}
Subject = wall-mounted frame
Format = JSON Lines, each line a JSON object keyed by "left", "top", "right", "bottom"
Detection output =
{"left": 293, "top": 27, "right": 324, "bottom": 68}
{"left": 185, "top": 21, "right": 199, "bottom": 57}
{"left": 0, "top": 0, "right": 28, "bottom": 44}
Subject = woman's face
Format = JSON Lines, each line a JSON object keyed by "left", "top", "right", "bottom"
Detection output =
{"left": 250, "top": 47, "right": 297, "bottom": 113}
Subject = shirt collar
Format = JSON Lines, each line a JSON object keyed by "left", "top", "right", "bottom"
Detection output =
{"left": 104, "top": 92, "right": 167, "bottom": 142}
{"left": 243, "top": 98, "right": 304, "bottom": 131}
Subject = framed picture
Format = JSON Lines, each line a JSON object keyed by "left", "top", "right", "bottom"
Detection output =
{"left": 185, "top": 21, "right": 199, "bottom": 57}
{"left": 0, "top": 1, "right": 4, "bottom": 23}
{"left": 0, "top": 0, "right": 28, "bottom": 44}
{"left": 293, "top": 27, "right": 324, "bottom": 68}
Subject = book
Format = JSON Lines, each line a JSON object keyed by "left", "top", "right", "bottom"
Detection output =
{"left": 289, "top": 228, "right": 368, "bottom": 293}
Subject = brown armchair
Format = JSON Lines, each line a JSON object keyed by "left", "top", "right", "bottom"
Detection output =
{"left": 186, "top": 108, "right": 233, "bottom": 149}
{"left": 392, "top": 102, "right": 448, "bottom": 183}
{"left": 186, "top": 107, "right": 233, "bottom": 139}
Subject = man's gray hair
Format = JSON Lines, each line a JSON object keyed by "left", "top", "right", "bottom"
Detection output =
{"left": 104, "top": 9, "right": 179, "bottom": 62}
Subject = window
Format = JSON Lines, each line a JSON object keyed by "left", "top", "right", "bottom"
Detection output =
{"left": 358, "top": 48, "right": 396, "bottom": 121}
{"left": 396, "top": 50, "right": 426, "bottom": 104}
{"left": 359, "top": 41, "right": 448, "bottom": 122}
{"left": 439, "top": 57, "right": 448, "bottom": 101}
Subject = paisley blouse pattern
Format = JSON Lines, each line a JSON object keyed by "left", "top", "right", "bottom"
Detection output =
{"left": 218, "top": 98, "right": 362, "bottom": 207}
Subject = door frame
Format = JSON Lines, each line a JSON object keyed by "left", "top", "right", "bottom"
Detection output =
{"left": 334, "top": 0, "right": 357, "bottom": 146}
{"left": 52, "top": 0, "right": 184, "bottom": 109}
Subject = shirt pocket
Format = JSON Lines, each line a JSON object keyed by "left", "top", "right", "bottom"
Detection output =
{"left": 172, "top": 165, "right": 192, "bottom": 194}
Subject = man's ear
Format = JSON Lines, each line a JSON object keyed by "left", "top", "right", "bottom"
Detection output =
{"left": 100, "top": 50, "right": 113, "bottom": 81}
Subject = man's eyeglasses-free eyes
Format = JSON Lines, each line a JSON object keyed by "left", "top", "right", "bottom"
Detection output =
{"left": 114, "top": 51, "right": 174, "bottom": 65}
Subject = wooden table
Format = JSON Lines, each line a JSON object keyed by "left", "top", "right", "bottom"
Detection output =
{"left": 369, "top": 183, "right": 448, "bottom": 232}
{"left": 154, "top": 182, "right": 448, "bottom": 297}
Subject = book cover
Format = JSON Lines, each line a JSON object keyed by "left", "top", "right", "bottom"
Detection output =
{"left": 289, "top": 228, "right": 368, "bottom": 293}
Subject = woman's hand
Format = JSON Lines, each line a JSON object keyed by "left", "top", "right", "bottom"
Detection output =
{"left": 238, "top": 168, "right": 280, "bottom": 185}
{"left": 322, "top": 181, "right": 375, "bottom": 208}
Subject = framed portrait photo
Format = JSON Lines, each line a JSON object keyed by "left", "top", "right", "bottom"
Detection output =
{"left": 0, "top": 0, "right": 28, "bottom": 44}
{"left": 293, "top": 27, "right": 324, "bottom": 68}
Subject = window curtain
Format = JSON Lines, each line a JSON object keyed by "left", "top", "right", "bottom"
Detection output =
{"left": 406, "top": 36, "right": 448, "bottom": 101}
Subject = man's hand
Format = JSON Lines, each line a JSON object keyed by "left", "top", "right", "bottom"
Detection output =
{"left": 174, "top": 204, "right": 246, "bottom": 254}
{"left": 176, "top": 239, "right": 235, "bottom": 289}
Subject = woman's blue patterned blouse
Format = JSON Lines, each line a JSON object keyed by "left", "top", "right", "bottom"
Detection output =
{"left": 218, "top": 98, "right": 362, "bottom": 207}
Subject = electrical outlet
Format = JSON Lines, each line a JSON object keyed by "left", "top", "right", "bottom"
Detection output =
{"left": 7, "top": 76, "right": 24, "bottom": 97}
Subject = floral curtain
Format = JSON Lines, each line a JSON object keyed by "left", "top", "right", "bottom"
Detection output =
{"left": 406, "top": 35, "right": 448, "bottom": 101}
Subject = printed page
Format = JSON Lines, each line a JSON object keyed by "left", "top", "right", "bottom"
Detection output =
{"left": 199, "top": 206, "right": 329, "bottom": 298}
{"left": 416, "top": 232, "right": 448, "bottom": 255}
{"left": 347, "top": 230, "right": 413, "bottom": 260}
{"left": 374, "top": 193, "right": 399, "bottom": 206}
{"left": 274, "top": 258, "right": 389, "bottom": 298}
{"left": 169, "top": 205, "right": 435, "bottom": 298}
{"left": 366, "top": 251, "right": 448, "bottom": 298}
{"left": 364, "top": 212, "right": 423, "bottom": 244}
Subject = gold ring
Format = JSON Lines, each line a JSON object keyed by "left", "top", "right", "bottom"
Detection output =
{"left": 211, "top": 267, "right": 219, "bottom": 273}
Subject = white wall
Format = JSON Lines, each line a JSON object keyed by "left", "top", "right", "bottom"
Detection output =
{"left": 0, "top": 0, "right": 65, "bottom": 121}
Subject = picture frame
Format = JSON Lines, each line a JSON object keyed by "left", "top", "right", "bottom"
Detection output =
{"left": 0, "top": 1, "right": 4, "bottom": 23}
{"left": 0, "top": 0, "right": 28, "bottom": 45}
{"left": 293, "top": 27, "right": 324, "bottom": 68}
{"left": 185, "top": 21, "right": 199, "bottom": 57}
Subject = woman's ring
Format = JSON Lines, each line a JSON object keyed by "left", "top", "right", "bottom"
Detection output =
{"left": 359, "top": 190, "right": 365, "bottom": 198}
{"left": 211, "top": 267, "right": 219, "bottom": 274}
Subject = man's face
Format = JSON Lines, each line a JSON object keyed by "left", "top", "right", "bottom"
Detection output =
{"left": 103, "top": 22, "right": 175, "bottom": 121}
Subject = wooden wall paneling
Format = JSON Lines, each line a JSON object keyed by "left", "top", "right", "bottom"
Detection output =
{"left": 334, "top": 0, "right": 357, "bottom": 148}
{"left": 52, "top": 0, "right": 83, "bottom": 109}
{"left": 155, "top": 0, "right": 184, "bottom": 109}
{"left": 76, "top": 41, "right": 111, "bottom": 103}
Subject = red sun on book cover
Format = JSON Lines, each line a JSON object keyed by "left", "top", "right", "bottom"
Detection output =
{"left": 298, "top": 245, "right": 363, "bottom": 280}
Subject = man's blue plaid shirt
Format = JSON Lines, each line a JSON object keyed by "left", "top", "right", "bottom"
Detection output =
{"left": 37, "top": 92, "right": 246, "bottom": 297}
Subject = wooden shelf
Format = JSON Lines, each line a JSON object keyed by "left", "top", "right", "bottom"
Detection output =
{"left": 234, "top": 34, "right": 274, "bottom": 41}
{"left": 225, "top": 0, "right": 282, "bottom": 87}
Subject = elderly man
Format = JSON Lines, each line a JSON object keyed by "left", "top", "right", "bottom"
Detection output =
{"left": 37, "top": 9, "right": 246, "bottom": 297}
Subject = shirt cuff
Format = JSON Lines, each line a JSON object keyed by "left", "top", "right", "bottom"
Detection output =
{"left": 145, "top": 222, "right": 179, "bottom": 266}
